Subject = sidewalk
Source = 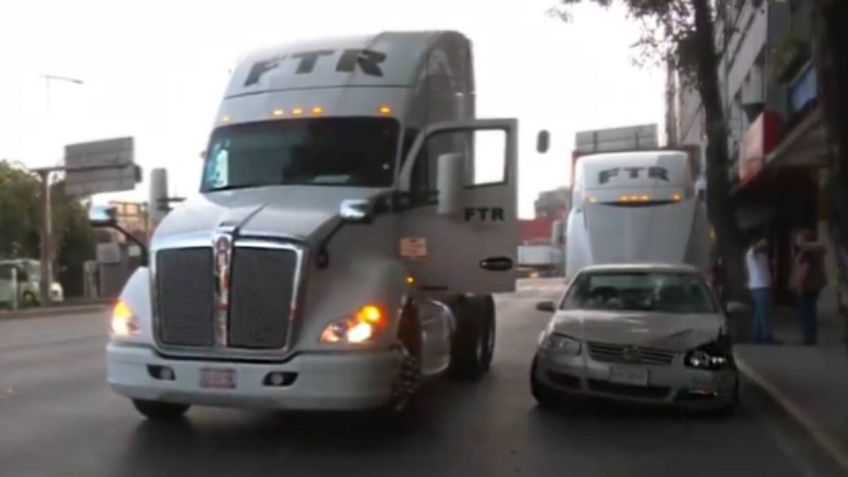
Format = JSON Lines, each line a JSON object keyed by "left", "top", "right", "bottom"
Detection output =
{"left": 735, "top": 307, "right": 848, "bottom": 469}
{"left": 0, "top": 299, "right": 109, "bottom": 320}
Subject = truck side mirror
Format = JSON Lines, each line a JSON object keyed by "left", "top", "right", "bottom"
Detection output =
{"left": 436, "top": 153, "right": 465, "bottom": 216}
{"left": 88, "top": 206, "right": 117, "bottom": 227}
{"left": 536, "top": 130, "right": 550, "bottom": 154}
{"left": 339, "top": 199, "right": 374, "bottom": 223}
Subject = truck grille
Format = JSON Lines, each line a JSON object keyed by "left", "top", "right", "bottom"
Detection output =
{"left": 587, "top": 341, "right": 676, "bottom": 366}
{"left": 156, "top": 248, "right": 215, "bottom": 347}
{"left": 155, "top": 244, "right": 300, "bottom": 351}
{"left": 228, "top": 247, "right": 297, "bottom": 349}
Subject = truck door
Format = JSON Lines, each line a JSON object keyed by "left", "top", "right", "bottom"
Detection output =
{"left": 397, "top": 119, "right": 517, "bottom": 294}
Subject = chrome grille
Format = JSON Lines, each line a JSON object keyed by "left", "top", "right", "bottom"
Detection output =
{"left": 228, "top": 247, "right": 297, "bottom": 349}
{"left": 156, "top": 248, "right": 215, "bottom": 347}
{"left": 587, "top": 341, "right": 676, "bottom": 366}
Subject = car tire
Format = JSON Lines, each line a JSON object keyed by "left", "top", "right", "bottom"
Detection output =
{"left": 450, "top": 294, "right": 496, "bottom": 380}
{"left": 21, "top": 291, "right": 38, "bottom": 308}
{"left": 132, "top": 399, "right": 190, "bottom": 421}
{"left": 530, "top": 356, "right": 559, "bottom": 409}
{"left": 714, "top": 381, "right": 740, "bottom": 417}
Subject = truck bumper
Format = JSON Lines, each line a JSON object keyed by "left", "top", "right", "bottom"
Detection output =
{"left": 107, "top": 342, "right": 402, "bottom": 411}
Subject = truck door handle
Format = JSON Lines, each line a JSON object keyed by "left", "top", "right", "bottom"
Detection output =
{"left": 479, "top": 256, "right": 513, "bottom": 271}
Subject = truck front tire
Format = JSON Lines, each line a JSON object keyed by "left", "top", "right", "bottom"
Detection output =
{"left": 450, "top": 294, "right": 496, "bottom": 379}
{"left": 132, "top": 399, "right": 190, "bottom": 421}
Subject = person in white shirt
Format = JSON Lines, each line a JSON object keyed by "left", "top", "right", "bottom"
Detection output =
{"left": 746, "top": 238, "right": 775, "bottom": 343}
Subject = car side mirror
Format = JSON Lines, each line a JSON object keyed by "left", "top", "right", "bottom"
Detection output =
{"left": 436, "top": 153, "right": 465, "bottom": 217}
{"left": 536, "top": 301, "right": 556, "bottom": 313}
{"left": 725, "top": 301, "right": 749, "bottom": 316}
{"left": 536, "top": 130, "right": 550, "bottom": 154}
{"left": 339, "top": 199, "right": 374, "bottom": 223}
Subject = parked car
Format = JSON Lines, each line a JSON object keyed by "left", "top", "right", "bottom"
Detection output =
{"left": 531, "top": 263, "right": 739, "bottom": 414}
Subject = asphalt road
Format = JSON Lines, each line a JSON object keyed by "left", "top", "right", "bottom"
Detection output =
{"left": 1, "top": 282, "right": 845, "bottom": 477}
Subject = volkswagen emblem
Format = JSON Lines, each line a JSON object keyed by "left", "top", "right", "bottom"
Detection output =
{"left": 621, "top": 346, "right": 641, "bottom": 363}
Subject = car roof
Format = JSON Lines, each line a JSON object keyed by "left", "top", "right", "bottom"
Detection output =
{"left": 577, "top": 263, "right": 700, "bottom": 274}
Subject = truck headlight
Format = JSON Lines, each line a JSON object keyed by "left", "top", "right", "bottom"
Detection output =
{"left": 684, "top": 340, "right": 732, "bottom": 370}
{"left": 320, "top": 304, "right": 387, "bottom": 344}
{"left": 111, "top": 300, "right": 139, "bottom": 338}
{"left": 541, "top": 333, "right": 582, "bottom": 355}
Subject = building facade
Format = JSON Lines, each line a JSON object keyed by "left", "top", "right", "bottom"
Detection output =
{"left": 666, "top": 0, "right": 835, "bottom": 308}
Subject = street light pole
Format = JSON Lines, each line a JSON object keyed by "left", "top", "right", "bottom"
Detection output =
{"left": 38, "top": 74, "right": 84, "bottom": 305}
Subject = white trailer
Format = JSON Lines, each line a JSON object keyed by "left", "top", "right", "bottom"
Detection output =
{"left": 565, "top": 150, "right": 712, "bottom": 280}
{"left": 106, "top": 31, "right": 518, "bottom": 420}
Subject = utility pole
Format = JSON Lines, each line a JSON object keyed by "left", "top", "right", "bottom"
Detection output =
{"left": 38, "top": 74, "right": 84, "bottom": 305}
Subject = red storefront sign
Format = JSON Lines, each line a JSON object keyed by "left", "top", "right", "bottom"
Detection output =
{"left": 739, "top": 111, "right": 781, "bottom": 184}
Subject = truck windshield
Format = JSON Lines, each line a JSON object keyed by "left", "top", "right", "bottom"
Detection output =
{"left": 201, "top": 117, "right": 399, "bottom": 191}
{"left": 562, "top": 271, "right": 717, "bottom": 314}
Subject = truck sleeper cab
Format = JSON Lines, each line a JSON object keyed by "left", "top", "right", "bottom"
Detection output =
{"left": 565, "top": 150, "right": 711, "bottom": 280}
{"left": 106, "top": 31, "right": 519, "bottom": 420}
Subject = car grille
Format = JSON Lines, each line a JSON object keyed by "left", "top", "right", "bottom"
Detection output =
{"left": 587, "top": 341, "right": 676, "bottom": 366}
{"left": 588, "top": 379, "right": 671, "bottom": 400}
{"left": 155, "top": 245, "right": 299, "bottom": 350}
{"left": 156, "top": 248, "right": 215, "bottom": 347}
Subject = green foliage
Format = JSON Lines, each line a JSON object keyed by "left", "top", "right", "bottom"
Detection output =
{"left": 0, "top": 160, "right": 95, "bottom": 296}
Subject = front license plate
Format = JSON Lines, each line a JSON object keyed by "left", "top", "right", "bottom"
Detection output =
{"left": 199, "top": 368, "right": 236, "bottom": 389}
{"left": 609, "top": 367, "right": 649, "bottom": 387}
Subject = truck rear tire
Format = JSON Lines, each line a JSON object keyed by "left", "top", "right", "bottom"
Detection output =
{"left": 132, "top": 399, "right": 190, "bottom": 421}
{"left": 450, "top": 294, "right": 495, "bottom": 380}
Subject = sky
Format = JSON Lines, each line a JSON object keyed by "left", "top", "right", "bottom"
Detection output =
{"left": 0, "top": 0, "right": 666, "bottom": 218}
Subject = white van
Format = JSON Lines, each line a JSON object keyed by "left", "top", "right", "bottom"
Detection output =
{"left": 565, "top": 150, "right": 712, "bottom": 279}
{"left": 0, "top": 259, "right": 64, "bottom": 306}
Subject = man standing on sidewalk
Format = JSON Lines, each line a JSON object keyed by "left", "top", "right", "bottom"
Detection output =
{"left": 791, "top": 230, "right": 828, "bottom": 345}
{"left": 746, "top": 238, "right": 775, "bottom": 343}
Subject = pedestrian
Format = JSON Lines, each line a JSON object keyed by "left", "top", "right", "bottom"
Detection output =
{"left": 790, "top": 230, "right": 828, "bottom": 345}
{"left": 746, "top": 238, "right": 775, "bottom": 343}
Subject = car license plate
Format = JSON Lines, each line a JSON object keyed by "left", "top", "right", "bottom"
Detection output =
{"left": 609, "top": 367, "right": 649, "bottom": 387}
{"left": 199, "top": 368, "right": 236, "bottom": 389}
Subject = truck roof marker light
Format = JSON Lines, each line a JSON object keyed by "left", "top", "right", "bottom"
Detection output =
{"left": 619, "top": 195, "right": 630, "bottom": 202}
{"left": 405, "top": 275, "right": 415, "bottom": 285}
{"left": 311, "top": 106, "right": 324, "bottom": 115}
{"left": 292, "top": 107, "right": 304, "bottom": 116}
{"left": 672, "top": 192, "right": 683, "bottom": 202}
{"left": 640, "top": 194, "right": 650, "bottom": 201}
{"left": 588, "top": 196, "right": 597, "bottom": 203}
{"left": 220, "top": 115, "right": 231, "bottom": 123}
{"left": 378, "top": 105, "right": 392, "bottom": 115}
{"left": 272, "top": 108, "right": 285, "bottom": 117}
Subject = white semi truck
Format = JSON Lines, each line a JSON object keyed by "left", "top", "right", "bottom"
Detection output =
{"left": 106, "top": 31, "right": 519, "bottom": 420}
{"left": 565, "top": 149, "right": 712, "bottom": 280}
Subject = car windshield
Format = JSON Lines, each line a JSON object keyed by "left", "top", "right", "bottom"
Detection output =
{"left": 562, "top": 271, "right": 717, "bottom": 314}
{"left": 201, "top": 117, "right": 400, "bottom": 191}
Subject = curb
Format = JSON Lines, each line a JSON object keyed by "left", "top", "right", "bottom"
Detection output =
{"left": 0, "top": 304, "right": 108, "bottom": 321}
{"left": 736, "top": 357, "right": 848, "bottom": 473}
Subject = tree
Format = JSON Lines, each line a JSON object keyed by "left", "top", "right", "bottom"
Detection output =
{"left": 554, "top": 0, "right": 748, "bottom": 302}
{"left": 812, "top": 0, "right": 848, "bottom": 319}
{"left": 0, "top": 160, "right": 95, "bottom": 297}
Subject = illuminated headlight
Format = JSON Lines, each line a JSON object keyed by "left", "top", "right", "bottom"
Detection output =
{"left": 541, "top": 333, "right": 582, "bottom": 355}
{"left": 320, "top": 304, "right": 387, "bottom": 344}
{"left": 111, "top": 300, "right": 139, "bottom": 338}
{"left": 684, "top": 341, "right": 732, "bottom": 370}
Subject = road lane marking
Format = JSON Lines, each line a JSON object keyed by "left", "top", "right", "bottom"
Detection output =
{"left": 738, "top": 359, "right": 848, "bottom": 473}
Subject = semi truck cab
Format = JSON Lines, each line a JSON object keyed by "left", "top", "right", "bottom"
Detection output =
{"left": 106, "top": 31, "right": 519, "bottom": 420}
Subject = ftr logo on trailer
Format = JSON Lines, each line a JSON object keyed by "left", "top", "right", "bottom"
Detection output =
{"left": 244, "top": 49, "right": 387, "bottom": 86}
{"left": 598, "top": 167, "right": 670, "bottom": 184}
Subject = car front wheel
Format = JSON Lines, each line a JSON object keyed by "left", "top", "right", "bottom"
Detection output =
{"left": 530, "top": 356, "right": 559, "bottom": 409}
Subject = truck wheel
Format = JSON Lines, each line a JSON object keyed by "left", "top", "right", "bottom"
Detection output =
{"left": 530, "top": 356, "right": 558, "bottom": 409}
{"left": 450, "top": 294, "right": 496, "bottom": 380}
{"left": 132, "top": 399, "right": 190, "bottom": 421}
{"left": 21, "top": 292, "right": 38, "bottom": 308}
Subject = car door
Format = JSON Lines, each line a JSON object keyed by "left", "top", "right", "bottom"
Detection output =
{"left": 397, "top": 119, "right": 518, "bottom": 295}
